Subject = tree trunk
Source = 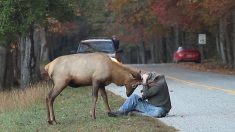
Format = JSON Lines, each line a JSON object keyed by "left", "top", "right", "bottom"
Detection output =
{"left": 166, "top": 29, "right": 175, "bottom": 62}
{"left": 150, "top": 37, "right": 158, "bottom": 63}
{"left": 19, "top": 27, "right": 41, "bottom": 88}
{"left": 181, "top": 31, "right": 186, "bottom": 46}
{"left": 136, "top": 46, "right": 141, "bottom": 64}
{"left": 2, "top": 43, "right": 21, "bottom": 89}
{"left": 232, "top": 9, "right": 235, "bottom": 68}
{"left": 174, "top": 25, "right": 180, "bottom": 48}
{"left": 20, "top": 36, "right": 32, "bottom": 88}
{"left": 157, "top": 36, "right": 163, "bottom": 63}
{"left": 37, "top": 27, "right": 48, "bottom": 63}
{"left": 162, "top": 37, "right": 167, "bottom": 63}
{"left": 155, "top": 37, "right": 161, "bottom": 63}
{"left": 150, "top": 42, "right": 155, "bottom": 63}
{"left": 219, "top": 19, "right": 227, "bottom": 64}
{"left": 224, "top": 22, "right": 233, "bottom": 67}
{"left": 215, "top": 31, "right": 221, "bottom": 58}
{"left": 33, "top": 25, "right": 44, "bottom": 81}
{"left": 0, "top": 46, "right": 6, "bottom": 90}
{"left": 138, "top": 41, "right": 146, "bottom": 64}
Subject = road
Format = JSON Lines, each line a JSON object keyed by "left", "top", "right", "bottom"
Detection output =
{"left": 106, "top": 63, "right": 235, "bottom": 132}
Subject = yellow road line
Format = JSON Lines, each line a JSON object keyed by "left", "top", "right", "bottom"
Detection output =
{"left": 166, "top": 75, "right": 235, "bottom": 96}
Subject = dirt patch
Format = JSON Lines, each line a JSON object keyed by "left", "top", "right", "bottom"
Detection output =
{"left": 177, "top": 59, "right": 235, "bottom": 75}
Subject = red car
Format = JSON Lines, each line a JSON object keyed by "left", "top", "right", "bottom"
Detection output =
{"left": 173, "top": 46, "right": 201, "bottom": 63}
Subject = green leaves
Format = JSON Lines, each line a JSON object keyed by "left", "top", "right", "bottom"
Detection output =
{"left": 0, "top": 0, "right": 79, "bottom": 38}
{"left": 47, "top": 0, "right": 78, "bottom": 22}
{"left": 0, "top": 0, "right": 46, "bottom": 36}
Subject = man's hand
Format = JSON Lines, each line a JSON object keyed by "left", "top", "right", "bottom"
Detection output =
{"left": 142, "top": 73, "right": 149, "bottom": 85}
{"left": 138, "top": 90, "right": 144, "bottom": 101}
{"left": 141, "top": 90, "right": 144, "bottom": 97}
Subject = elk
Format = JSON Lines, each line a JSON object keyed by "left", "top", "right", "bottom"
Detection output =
{"left": 44, "top": 53, "right": 142, "bottom": 124}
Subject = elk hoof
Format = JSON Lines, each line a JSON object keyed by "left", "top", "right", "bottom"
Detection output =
{"left": 47, "top": 120, "right": 53, "bottom": 125}
{"left": 89, "top": 111, "right": 96, "bottom": 119}
{"left": 47, "top": 120, "right": 57, "bottom": 125}
{"left": 90, "top": 114, "right": 96, "bottom": 119}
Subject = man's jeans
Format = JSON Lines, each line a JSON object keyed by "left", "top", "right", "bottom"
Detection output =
{"left": 118, "top": 94, "right": 167, "bottom": 118}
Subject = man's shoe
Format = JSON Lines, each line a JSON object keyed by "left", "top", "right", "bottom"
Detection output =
{"left": 107, "top": 111, "right": 126, "bottom": 117}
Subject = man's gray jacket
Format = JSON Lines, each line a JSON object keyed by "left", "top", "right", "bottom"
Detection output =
{"left": 142, "top": 73, "right": 172, "bottom": 113}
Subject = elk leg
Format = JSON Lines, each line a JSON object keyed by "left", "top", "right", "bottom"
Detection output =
{"left": 46, "top": 91, "right": 52, "bottom": 124}
{"left": 90, "top": 80, "right": 99, "bottom": 119}
{"left": 99, "top": 88, "right": 111, "bottom": 113}
{"left": 47, "top": 83, "right": 66, "bottom": 125}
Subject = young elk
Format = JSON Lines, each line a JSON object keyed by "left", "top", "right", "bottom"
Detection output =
{"left": 44, "top": 53, "right": 142, "bottom": 124}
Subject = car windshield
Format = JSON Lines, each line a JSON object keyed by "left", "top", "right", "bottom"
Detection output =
{"left": 77, "top": 41, "right": 115, "bottom": 53}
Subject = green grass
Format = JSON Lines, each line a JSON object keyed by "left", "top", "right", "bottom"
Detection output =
{"left": 0, "top": 85, "right": 177, "bottom": 132}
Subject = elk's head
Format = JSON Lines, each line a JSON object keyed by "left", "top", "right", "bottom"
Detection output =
{"left": 125, "top": 71, "right": 142, "bottom": 97}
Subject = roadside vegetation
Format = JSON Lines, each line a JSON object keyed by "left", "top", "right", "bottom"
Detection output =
{"left": 178, "top": 60, "right": 235, "bottom": 75}
{"left": 0, "top": 83, "right": 176, "bottom": 132}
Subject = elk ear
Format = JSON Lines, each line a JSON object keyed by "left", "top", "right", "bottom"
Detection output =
{"left": 129, "top": 74, "right": 134, "bottom": 79}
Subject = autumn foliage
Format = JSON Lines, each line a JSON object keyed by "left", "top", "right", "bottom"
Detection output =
{"left": 107, "top": 0, "right": 235, "bottom": 66}
{"left": 109, "top": 0, "right": 235, "bottom": 33}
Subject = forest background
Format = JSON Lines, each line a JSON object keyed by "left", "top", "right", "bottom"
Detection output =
{"left": 0, "top": 0, "right": 235, "bottom": 89}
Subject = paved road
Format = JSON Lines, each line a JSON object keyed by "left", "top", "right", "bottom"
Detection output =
{"left": 106, "top": 64, "right": 235, "bottom": 132}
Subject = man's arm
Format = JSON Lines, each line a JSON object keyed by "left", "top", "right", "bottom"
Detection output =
{"left": 141, "top": 75, "right": 164, "bottom": 99}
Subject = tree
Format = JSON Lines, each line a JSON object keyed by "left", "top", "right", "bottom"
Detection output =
{"left": 200, "top": 0, "right": 235, "bottom": 67}
{"left": 0, "top": 0, "right": 79, "bottom": 88}
{"left": 108, "top": 0, "right": 161, "bottom": 63}
{"left": 0, "top": 46, "right": 6, "bottom": 89}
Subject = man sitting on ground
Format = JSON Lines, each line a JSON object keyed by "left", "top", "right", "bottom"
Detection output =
{"left": 108, "top": 72, "right": 172, "bottom": 118}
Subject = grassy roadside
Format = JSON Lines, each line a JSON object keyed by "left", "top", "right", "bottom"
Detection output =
{"left": 0, "top": 84, "right": 177, "bottom": 132}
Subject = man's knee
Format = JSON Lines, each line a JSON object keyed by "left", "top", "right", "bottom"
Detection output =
{"left": 154, "top": 108, "right": 167, "bottom": 118}
{"left": 129, "top": 94, "right": 141, "bottom": 101}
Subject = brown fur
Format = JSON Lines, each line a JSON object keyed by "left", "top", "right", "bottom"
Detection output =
{"left": 45, "top": 52, "right": 142, "bottom": 124}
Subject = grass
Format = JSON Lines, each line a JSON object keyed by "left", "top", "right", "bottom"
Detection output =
{"left": 0, "top": 83, "right": 177, "bottom": 132}
{"left": 0, "top": 83, "right": 50, "bottom": 112}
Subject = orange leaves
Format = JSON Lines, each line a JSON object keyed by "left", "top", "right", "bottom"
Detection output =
{"left": 108, "top": 0, "right": 235, "bottom": 43}
{"left": 151, "top": 0, "right": 181, "bottom": 27}
{"left": 202, "top": 0, "right": 235, "bottom": 18}
{"left": 150, "top": 0, "right": 234, "bottom": 31}
{"left": 47, "top": 17, "right": 78, "bottom": 34}
{"left": 109, "top": 0, "right": 130, "bottom": 12}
